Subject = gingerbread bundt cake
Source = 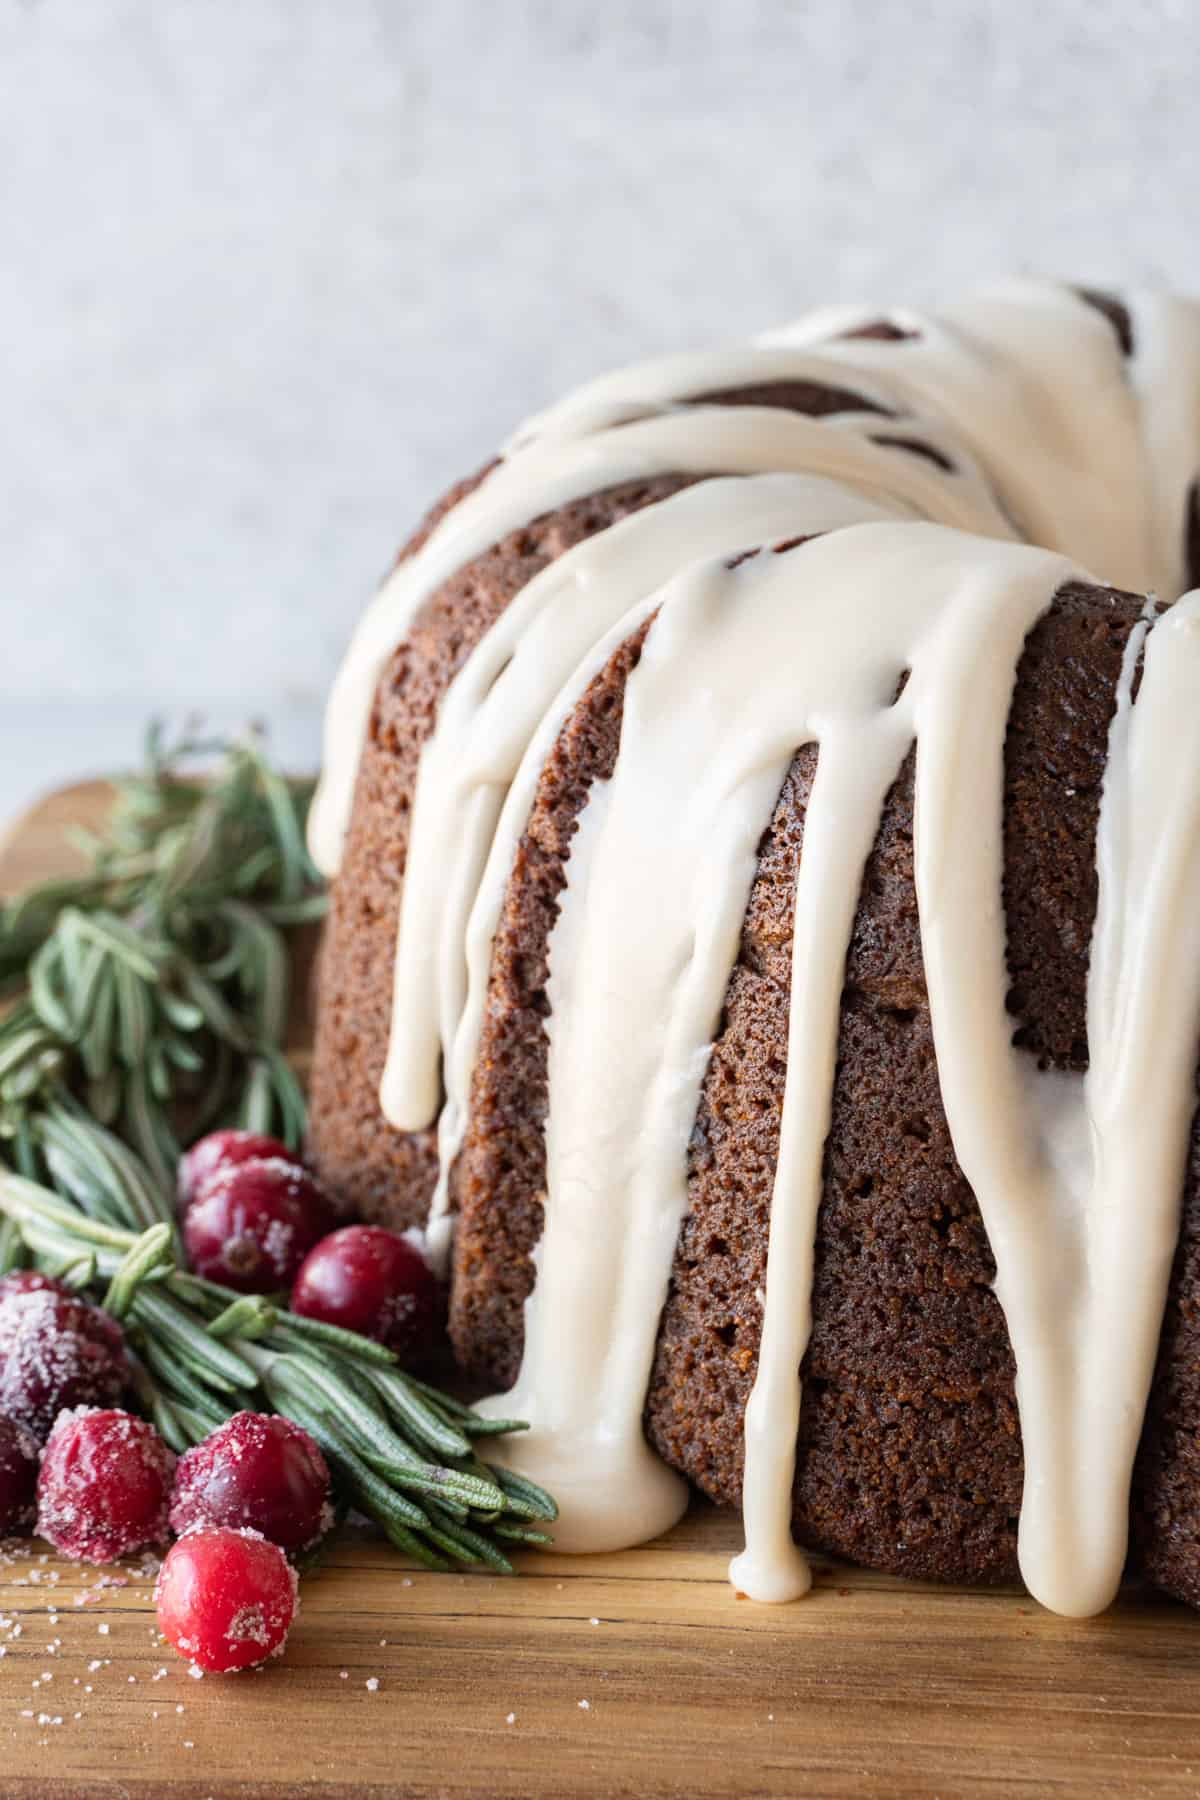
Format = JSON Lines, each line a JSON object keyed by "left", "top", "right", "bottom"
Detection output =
{"left": 306, "top": 281, "right": 1200, "bottom": 1618}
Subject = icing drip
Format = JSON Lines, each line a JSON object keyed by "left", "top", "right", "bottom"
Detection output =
{"left": 310, "top": 385, "right": 1014, "bottom": 881}
{"left": 310, "top": 280, "right": 1200, "bottom": 1616}
{"left": 763, "top": 281, "right": 1160, "bottom": 594}
{"left": 383, "top": 473, "right": 914, "bottom": 1251}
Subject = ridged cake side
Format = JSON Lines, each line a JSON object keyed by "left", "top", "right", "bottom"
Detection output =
{"left": 307, "top": 474, "right": 698, "bottom": 1224}
{"left": 441, "top": 574, "right": 1200, "bottom": 1598}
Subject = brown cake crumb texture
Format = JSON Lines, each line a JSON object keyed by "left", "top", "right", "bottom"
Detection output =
{"left": 310, "top": 397, "right": 1200, "bottom": 1608}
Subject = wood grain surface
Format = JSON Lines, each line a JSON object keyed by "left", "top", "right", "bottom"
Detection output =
{"left": 2, "top": 783, "right": 1200, "bottom": 1800}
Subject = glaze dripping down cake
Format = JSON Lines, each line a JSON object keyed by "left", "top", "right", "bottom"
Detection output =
{"left": 305, "top": 281, "right": 1200, "bottom": 1618}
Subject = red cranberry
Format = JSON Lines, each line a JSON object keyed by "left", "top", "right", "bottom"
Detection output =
{"left": 183, "top": 1159, "right": 335, "bottom": 1295}
{"left": 170, "top": 1412, "right": 332, "bottom": 1554}
{"left": 37, "top": 1407, "right": 175, "bottom": 1563}
{"left": 177, "top": 1129, "right": 302, "bottom": 1212}
{"left": 156, "top": 1527, "right": 298, "bottom": 1672}
{"left": 0, "top": 1271, "right": 73, "bottom": 1309}
{"left": 291, "top": 1226, "right": 441, "bottom": 1361}
{"left": 0, "top": 1416, "right": 39, "bottom": 1534}
{"left": 0, "top": 1289, "right": 127, "bottom": 1441}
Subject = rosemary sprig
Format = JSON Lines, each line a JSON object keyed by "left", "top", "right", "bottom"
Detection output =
{"left": 0, "top": 727, "right": 556, "bottom": 1571}
{"left": 0, "top": 725, "right": 325, "bottom": 1156}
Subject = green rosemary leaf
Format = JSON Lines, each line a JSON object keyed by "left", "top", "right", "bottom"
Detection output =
{"left": 239, "top": 1057, "right": 275, "bottom": 1137}
{"left": 492, "top": 1522, "right": 555, "bottom": 1547}
{"left": 79, "top": 963, "right": 118, "bottom": 1081}
{"left": 85, "top": 1068, "right": 123, "bottom": 1127}
{"left": 0, "top": 1169, "right": 139, "bottom": 1250}
{"left": 0, "top": 1011, "right": 56, "bottom": 1084}
{"left": 102, "top": 1222, "right": 174, "bottom": 1318}
{"left": 40, "top": 1140, "right": 130, "bottom": 1228}
{"left": 162, "top": 1035, "right": 205, "bottom": 1074}
{"left": 286, "top": 1404, "right": 430, "bottom": 1533}
{"left": 170, "top": 1400, "right": 229, "bottom": 1447}
{"left": 261, "top": 893, "right": 330, "bottom": 926}
{"left": 364, "top": 1365, "right": 474, "bottom": 1461}
{"left": 423, "top": 1504, "right": 516, "bottom": 1574}
{"left": 113, "top": 960, "right": 152, "bottom": 1068}
{"left": 179, "top": 965, "right": 253, "bottom": 1052}
{"left": 265, "top": 1312, "right": 399, "bottom": 1367}
{"left": 124, "top": 1062, "right": 179, "bottom": 1195}
{"left": 207, "top": 1294, "right": 277, "bottom": 1341}
{"left": 18, "top": 1217, "right": 125, "bottom": 1277}
{"left": 493, "top": 1466, "right": 559, "bottom": 1523}
{"left": 377, "top": 1521, "right": 452, "bottom": 1572}
{"left": 158, "top": 992, "right": 206, "bottom": 1034}
{"left": 28, "top": 939, "right": 75, "bottom": 1041}
{"left": 69, "top": 909, "right": 166, "bottom": 984}
{"left": 0, "top": 1213, "right": 26, "bottom": 1276}
{"left": 10, "top": 1117, "right": 39, "bottom": 1183}
{"left": 48, "top": 1249, "right": 98, "bottom": 1289}
{"left": 253, "top": 768, "right": 302, "bottom": 902}
{"left": 131, "top": 1287, "right": 260, "bottom": 1391}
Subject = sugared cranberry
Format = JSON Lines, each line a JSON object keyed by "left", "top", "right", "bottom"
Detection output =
{"left": 291, "top": 1226, "right": 441, "bottom": 1361}
{"left": 37, "top": 1407, "right": 175, "bottom": 1563}
{"left": 0, "top": 1289, "right": 127, "bottom": 1441}
{"left": 0, "top": 1416, "right": 39, "bottom": 1533}
{"left": 0, "top": 1270, "right": 73, "bottom": 1311}
{"left": 183, "top": 1159, "right": 334, "bottom": 1295}
{"left": 177, "top": 1129, "right": 302, "bottom": 1212}
{"left": 170, "top": 1412, "right": 333, "bottom": 1554}
{"left": 156, "top": 1527, "right": 298, "bottom": 1672}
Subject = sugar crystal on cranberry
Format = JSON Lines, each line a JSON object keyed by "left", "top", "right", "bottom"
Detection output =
{"left": 0, "top": 1288, "right": 127, "bottom": 1441}
{"left": 170, "top": 1411, "right": 333, "bottom": 1554}
{"left": 37, "top": 1407, "right": 175, "bottom": 1563}
{"left": 177, "top": 1129, "right": 303, "bottom": 1212}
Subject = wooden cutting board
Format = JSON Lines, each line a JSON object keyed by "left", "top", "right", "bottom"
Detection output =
{"left": 4, "top": 781, "right": 1200, "bottom": 1800}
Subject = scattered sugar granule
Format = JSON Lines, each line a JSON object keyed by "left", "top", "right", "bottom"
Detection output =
{"left": 579, "top": 1699, "right": 591, "bottom": 1711}
{"left": 176, "top": 1704, "right": 185, "bottom": 1715}
{"left": 97, "top": 1624, "right": 109, "bottom": 1636}
{"left": 506, "top": 1713, "right": 516, "bottom": 1725}
{"left": 188, "top": 1665, "right": 204, "bottom": 1681}
{"left": 366, "top": 1678, "right": 379, "bottom": 1693}
{"left": 339, "top": 1671, "right": 349, "bottom": 1680}
{"left": 401, "top": 1578, "right": 413, "bottom": 1589}
{"left": 378, "top": 1639, "right": 387, "bottom": 1648}
{"left": 589, "top": 1617, "right": 600, "bottom": 1626}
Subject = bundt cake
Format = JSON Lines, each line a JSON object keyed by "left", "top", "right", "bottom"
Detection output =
{"left": 305, "top": 280, "right": 1200, "bottom": 1620}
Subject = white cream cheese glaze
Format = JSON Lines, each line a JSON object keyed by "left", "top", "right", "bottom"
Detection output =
{"left": 310, "top": 281, "right": 1200, "bottom": 1615}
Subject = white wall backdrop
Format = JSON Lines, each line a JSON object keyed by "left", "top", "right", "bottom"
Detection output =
{"left": 3, "top": 0, "right": 1198, "bottom": 815}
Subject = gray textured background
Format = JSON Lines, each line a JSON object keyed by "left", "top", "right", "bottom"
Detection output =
{"left": 3, "top": 0, "right": 1198, "bottom": 819}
